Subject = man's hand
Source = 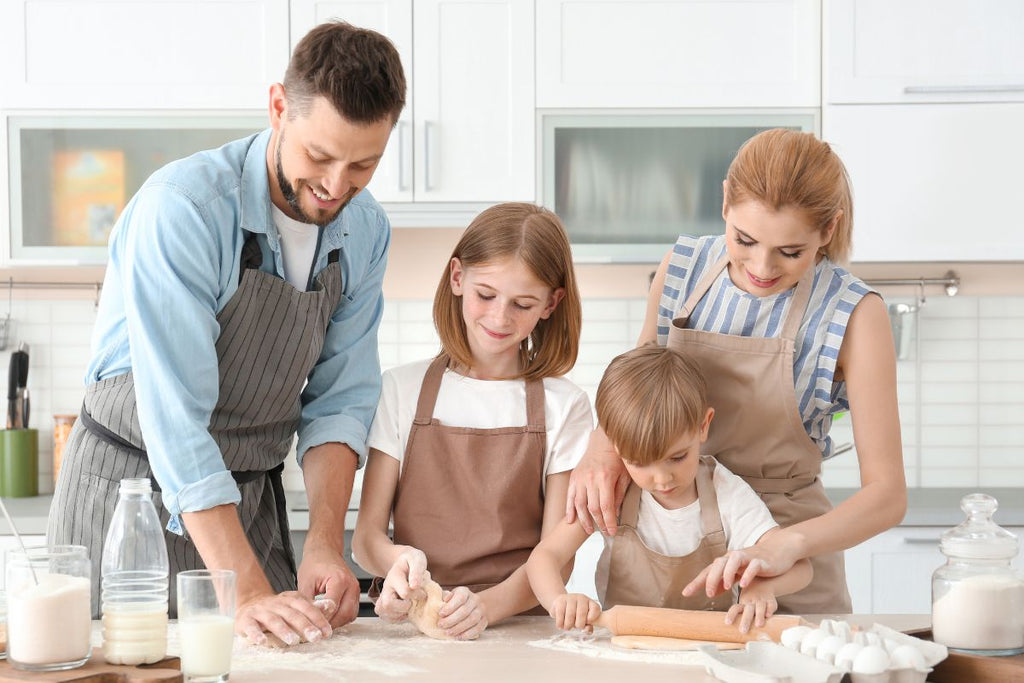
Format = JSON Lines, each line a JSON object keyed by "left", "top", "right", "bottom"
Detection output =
{"left": 235, "top": 590, "right": 334, "bottom": 646}
{"left": 297, "top": 545, "right": 361, "bottom": 628}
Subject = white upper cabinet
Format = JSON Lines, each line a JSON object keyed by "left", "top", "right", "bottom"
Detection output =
{"left": 291, "top": 1, "right": 414, "bottom": 203}
{"left": 824, "top": 103, "right": 1024, "bottom": 262}
{"left": 826, "top": 0, "right": 1024, "bottom": 104}
{"left": 0, "top": 0, "right": 290, "bottom": 109}
{"left": 292, "top": 0, "right": 534, "bottom": 204}
{"left": 537, "top": 0, "right": 821, "bottom": 108}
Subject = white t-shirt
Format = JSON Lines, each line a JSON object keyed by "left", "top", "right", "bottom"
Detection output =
{"left": 607, "top": 461, "right": 778, "bottom": 557}
{"left": 367, "top": 358, "right": 594, "bottom": 484}
{"left": 272, "top": 205, "right": 320, "bottom": 291}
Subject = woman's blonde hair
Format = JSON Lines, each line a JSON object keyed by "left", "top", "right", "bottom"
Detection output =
{"left": 595, "top": 344, "right": 709, "bottom": 465}
{"left": 433, "top": 203, "right": 582, "bottom": 380}
{"left": 726, "top": 128, "right": 854, "bottom": 263}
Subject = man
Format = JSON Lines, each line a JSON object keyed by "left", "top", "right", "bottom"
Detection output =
{"left": 48, "top": 22, "right": 406, "bottom": 647}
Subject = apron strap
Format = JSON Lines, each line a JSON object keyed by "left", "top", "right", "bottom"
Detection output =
{"left": 524, "top": 377, "right": 545, "bottom": 434}
{"left": 412, "top": 356, "right": 449, "bottom": 426}
{"left": 696, "top": 456, "right": 724, "bottom": 537}
{"left": 676, "top": 255, "right": 729, "bottom": 322}
{"left": 779, "top": 262, "right": 817, "bottom": 343}
{"left": 618, "top": 481, "right": 644, "bottom": 527}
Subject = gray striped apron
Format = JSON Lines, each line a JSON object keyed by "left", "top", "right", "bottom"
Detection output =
{"left": 48, "top": 232, "right": 344, "bottom": 617}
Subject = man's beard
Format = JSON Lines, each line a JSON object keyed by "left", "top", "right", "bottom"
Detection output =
{"left": 275, "top": 133, "right": 351, "bottom": 227}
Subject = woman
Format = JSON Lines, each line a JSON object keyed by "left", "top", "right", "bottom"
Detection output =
{"left": 567, "top": 129, "right": 906, "bottom": 613}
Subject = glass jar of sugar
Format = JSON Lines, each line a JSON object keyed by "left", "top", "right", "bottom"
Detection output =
{"left": 5, "top": 545, "right": 92, "bottom": 671}
{"left": 931, "top": 493, "right": 1024, "bottom": 656}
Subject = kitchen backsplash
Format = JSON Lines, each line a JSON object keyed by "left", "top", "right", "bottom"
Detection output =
{"left": 9, "top": 294, "right": 1024, "bottom": 494}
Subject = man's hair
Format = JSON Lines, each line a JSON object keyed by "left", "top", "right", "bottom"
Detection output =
{"left": 284, "top": 21, "right": 406, "bottom": 125}
{"left": 595, "top": 344, "right": 709, "bottom": 465}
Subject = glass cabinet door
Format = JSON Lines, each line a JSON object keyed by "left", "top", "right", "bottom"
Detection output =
{"left": 541, "top": 111, "right": 817, "bottom": 263}
{"left": 7, "top": 113, "right": 265, "bottom": 263}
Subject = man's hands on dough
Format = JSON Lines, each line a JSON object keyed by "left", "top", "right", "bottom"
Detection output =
{"left": 236, "top": 590, "right": 334, "bottom": 646}
{"left": 376, "top": 548, "right": 429, "bottom": 623}
{"left": 438, "top": 586, "right": 487, "bottom": 640}
{"left": 297, "top": 545, "right": 360, "bottom": 628}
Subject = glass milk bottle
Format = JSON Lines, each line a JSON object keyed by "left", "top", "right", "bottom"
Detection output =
{"left": 931, "top": 493, "right": 1024, "bottom": 656}
{"left": 101, "top": 478, "right": 170, "bottom": 665}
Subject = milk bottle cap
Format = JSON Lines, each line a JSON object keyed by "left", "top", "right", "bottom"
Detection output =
{"left": 940, "top": 493, "right": 1019, "bottom": 560}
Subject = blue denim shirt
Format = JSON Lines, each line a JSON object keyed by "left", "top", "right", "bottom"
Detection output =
{"left": 87, "top": 129, "right": 389, "bottom": 534}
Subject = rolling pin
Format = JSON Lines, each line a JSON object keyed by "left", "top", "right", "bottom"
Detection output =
{"left": 593, "top": 605, "right": 810, "bottom": 643}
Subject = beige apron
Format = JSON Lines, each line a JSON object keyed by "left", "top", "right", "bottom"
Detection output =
{"left": 666, "top": 255, "right": 852, "bottom": 614}
{"left": 389, "top": 355, "right": 548, "bottom": 614}
{"left": 597, "top": 456, "right": 733, "bottom": 611}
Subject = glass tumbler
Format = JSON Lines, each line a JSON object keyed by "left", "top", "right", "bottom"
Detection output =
{"left": 6, "top": 545, "right": 92, "bottom": 671}
{"left": 177, "top": 569, "right": 236, "bottom": 683}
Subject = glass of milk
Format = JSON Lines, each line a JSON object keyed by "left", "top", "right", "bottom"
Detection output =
{"left": 177, "top": 569, "right": 236, "bottom": 683}
{"left": 5, "top": 545, "right": 92, "bottom": 671}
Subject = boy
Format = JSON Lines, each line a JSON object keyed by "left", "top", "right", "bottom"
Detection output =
{"left": 527, "top": 345, "right": 812, "bottom": 634}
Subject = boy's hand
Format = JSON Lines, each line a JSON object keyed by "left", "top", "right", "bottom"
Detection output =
{"left": 437, "top": 586, "right": 488, "bottom": 640}
{"left": 549, "top": 593, "right": 602, "bottom": 631}
{"left": 376, "top": 549, "right": 429, "bottom": 623}
{"left": 726, "top": 578, "right": 778, "bottom": 634}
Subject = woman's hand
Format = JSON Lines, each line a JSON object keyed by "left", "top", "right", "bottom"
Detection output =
{"left": 565, "top": 429, "right": 631, "bottom": 535}
{"left": 375, "top": 548, "right": 429, "bottom": 623}
{"left": 437, "top": 586, "right": 488, "bottom": 640}
{"left": 727, "top": 578, "right": 779, "bottom": 634}
{"left": 548, "top": 593, "right": 602, "bottom": 631}
{"left": 682, "top": 533, "right": 802, "bottom": 599}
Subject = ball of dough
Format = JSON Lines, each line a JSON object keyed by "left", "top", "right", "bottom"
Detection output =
{"left": 407, "top": 578, "right": 453, "bottom": 640}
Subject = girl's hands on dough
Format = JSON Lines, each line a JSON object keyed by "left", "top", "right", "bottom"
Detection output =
{"left": 376, "top": 549, "right": 430, "bottom": 623}
{"left": 437, "top": 586, "right": 487, "bottom": 640}
{"left": 549, "top": 593, "right": 601, "bottom": 631}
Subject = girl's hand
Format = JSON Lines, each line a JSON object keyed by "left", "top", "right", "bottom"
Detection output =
{"left": 549, "top": 593, "right": 602, "bottom": 631}
{"left": 437, "top": 586, "right": 488, "bottom": 640}
{"left": 375, "top": 549, "right": 429, "bottom": 623}
{"left": 727, "top": 578, "right": 779, "bottom": 634}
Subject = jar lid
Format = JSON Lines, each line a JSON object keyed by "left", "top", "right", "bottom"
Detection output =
{"left": 940, "top": 493, "right": 1020, "bottom": 560}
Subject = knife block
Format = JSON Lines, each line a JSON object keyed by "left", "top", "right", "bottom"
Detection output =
{"left": 0, "top": 429, "right": 38, "bottom": 497}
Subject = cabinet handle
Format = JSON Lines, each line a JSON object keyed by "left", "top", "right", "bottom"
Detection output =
{"left": 902, "top": 537, "right": 941, "bottom": 545}
{"left": 904, "top": 84, "right": 1024, "bottom": 94}
{"left": 424, "top": 120, "right": 435, "bottom": 192}
{"left": 397, "top": 121, "right": 409, "bottom": 192}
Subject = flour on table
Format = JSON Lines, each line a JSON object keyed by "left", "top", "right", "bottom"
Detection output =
{"left": 528, "top": 628, "right": 706, "bottom": 667}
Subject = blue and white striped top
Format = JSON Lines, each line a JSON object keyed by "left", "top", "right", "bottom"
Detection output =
{"left": 656, "top": 235, "right": 875, "bottom": 460}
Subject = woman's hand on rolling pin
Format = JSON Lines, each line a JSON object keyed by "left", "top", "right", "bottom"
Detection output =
{"left": 437, "top": 586, "right": 488, "bottom": 640}
{"left": 549, "top": 593, "right": 602, "bottom": 632}
{"left": 728, "top": 578, "right": 779, "bottom": 634}
{"left": 376, "top": 548, "right": 429, "bottom": 623}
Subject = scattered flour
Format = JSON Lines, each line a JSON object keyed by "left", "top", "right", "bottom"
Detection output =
{"left": 527, "top": 628, "right": 707, "bottom": 667}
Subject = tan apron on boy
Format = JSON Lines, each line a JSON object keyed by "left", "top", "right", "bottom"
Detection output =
{"left": 597, "top": 456, "right": 733, "bottom": 611}
{"left": 389, "top": 355, "right": 548, "bottom": 614}
{"left": 666, "top": 255, "right": 853, "bottom": 614}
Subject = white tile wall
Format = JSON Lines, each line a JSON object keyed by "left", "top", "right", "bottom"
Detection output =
{"left": 8, "top": 295, "right": 1024, "bottom": 496}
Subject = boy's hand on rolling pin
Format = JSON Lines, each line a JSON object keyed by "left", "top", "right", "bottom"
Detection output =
{"left": 727, "top": 578, "right": 779, "bottom": 634}
{"left": 549, "top": 593, "right": 602, "bottom": 631}
{"left": 437, "top": 586, "right": 488, "bottom": 640}
{"left": 376, "top": 549, "right": 429, "bottom": 623}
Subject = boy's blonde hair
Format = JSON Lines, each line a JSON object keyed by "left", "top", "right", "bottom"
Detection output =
{"left": 726, "top": 128, "right": 854, "bottom": 264}
{"left": 595, "top": 345, "right": 709, "bottom": 465}
{"left": 433, "top": 202, "right": 582, "bottom": 381}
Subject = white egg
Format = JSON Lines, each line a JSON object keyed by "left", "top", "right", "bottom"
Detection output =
{"left": 780, "top": 625, "right": 813, "bottom": 650}
{"left": 889, "top": 644, "right": 927, "bottom": 670}
{"left": 834, "top": 641, "right": 864, "bottom": 671}
{"left": 831, "top": 621, "right": 853, "bottom": 640}
{"left": 815, "top": 635, "right": 847, "bottom": 664}
{"left": 799, "top": 628, "right": 829, "bottom": 657}
{"left": 852, "top": 645, "right": 891, "bottom": 674}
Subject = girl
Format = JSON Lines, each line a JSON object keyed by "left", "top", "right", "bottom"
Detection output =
{"left": 352, "top": 202, "right": 592, "bottom": 639}
{"left": 567, "top": 129, "right": 906, "bottom": 614}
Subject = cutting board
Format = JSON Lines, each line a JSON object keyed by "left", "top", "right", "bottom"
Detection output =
{"left": 0, "top": 654, "right": 181, "bottom": 683}
{"left": 906, "top": 628, "right": 1024, "bottom": 683}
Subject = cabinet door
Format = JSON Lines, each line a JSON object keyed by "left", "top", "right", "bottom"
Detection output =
{"left": 845, "top": 527, "right": 945, "bottom": 614}
{"left": 0, "top": 0, "right": 289, "bottom": 109}
{"left": 826, "top": 0, "right": 1024, "bottom": 104}
{"left": 537, "top": 0, "right": 820, "bottom": 108}
{"left": 414, "top": 0, "right": 534, "bottom": 202}
{"left": 823, "top": 103, "right": 1024, "bottom": 262}
{"left": 290, "top": 1, "right": 413, "bottom": 202}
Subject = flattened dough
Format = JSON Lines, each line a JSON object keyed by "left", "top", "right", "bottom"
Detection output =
{"left": 408, "top": 579, "right": 453, "bottom": 640}
{"left": 610, "top": 635, "right": 744, "bottom": 651}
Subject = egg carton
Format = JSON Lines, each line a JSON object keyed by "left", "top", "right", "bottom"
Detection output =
{"left": 695, "top": 620, "right": 947, "bottom": 683}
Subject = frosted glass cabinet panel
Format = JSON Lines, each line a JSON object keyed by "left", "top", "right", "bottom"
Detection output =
{"left": 7, "top": 114, "right": 265, "bottom": 264}
{"left": 541, "top": 112, "right": 817, "bottom": 263}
